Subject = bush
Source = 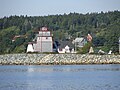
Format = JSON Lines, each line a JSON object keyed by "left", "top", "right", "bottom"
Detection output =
{"left": 78, "top": 42, "right": 92, "bottom": 54}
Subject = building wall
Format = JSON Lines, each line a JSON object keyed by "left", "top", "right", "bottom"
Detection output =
{"left": 33, "top": 36, "right": 53, "bottom": 52}
{"left": 76, "top": 39, "right": 87, "bottom": 47}
{"left": 42, "top": 41, "right": 53, "bottom": 52}
{"left": 33, "top": 42, "right": 41, "bottom": 52}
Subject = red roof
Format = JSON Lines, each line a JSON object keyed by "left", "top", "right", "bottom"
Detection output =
{"left": 41, "top": 27, "right": 48, "bottom": 31}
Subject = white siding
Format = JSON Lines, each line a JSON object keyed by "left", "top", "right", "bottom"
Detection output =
{"left": 42, "top": 41, "right": 53, "bottom": 52}
{"left": 38, "top": 31, "right": 51, "bottom": 36}
{"left": 27, "top": 44, "right": 34, "bottom": 52}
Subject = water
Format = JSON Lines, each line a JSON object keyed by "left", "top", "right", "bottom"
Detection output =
{"left": 0, "top": 65, "right": 120, "bottom": 90}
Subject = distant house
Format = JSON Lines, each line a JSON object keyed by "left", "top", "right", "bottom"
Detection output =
{"left": 27, "top": 27, "right": 53, "bottom": 53}
{"left": 73, "top": 37, "right": 87, "bottom": 48}
{"left": 57, "top": 40, "right": 75, "bottom": 53}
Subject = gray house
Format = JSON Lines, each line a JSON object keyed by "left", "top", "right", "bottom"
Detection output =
{"left": 27, "top": 27, "right": 53, "bottom": 52}
{"left": 73, "top": 37, "right": 87, "bottom": 48}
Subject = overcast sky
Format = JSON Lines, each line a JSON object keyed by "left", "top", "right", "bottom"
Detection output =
{"left": 0, "top": 0, "right": 120, "bottom": 17}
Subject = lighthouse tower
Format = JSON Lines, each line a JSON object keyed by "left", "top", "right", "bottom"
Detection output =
{"left": 26, "top": 27, "right": 53, "bottom": 53}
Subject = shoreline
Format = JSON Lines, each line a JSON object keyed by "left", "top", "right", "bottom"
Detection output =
{"left": 0, "top": 54, "right": 120, "bottom": 65}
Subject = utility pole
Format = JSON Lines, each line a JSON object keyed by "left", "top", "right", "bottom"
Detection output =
{"left": 119, "top": 37, "right": 120, "bottom": 54}
{"left": 75, "top": 41, "right": 76, "bottom": 53}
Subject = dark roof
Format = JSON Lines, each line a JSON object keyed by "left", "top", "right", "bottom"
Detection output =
{"left": 58, "top": 40, "right": 74, "bottom": 49}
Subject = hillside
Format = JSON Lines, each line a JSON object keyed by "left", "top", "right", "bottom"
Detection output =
{"left": 0, "top": 11, "right": 120, "bottom": 54}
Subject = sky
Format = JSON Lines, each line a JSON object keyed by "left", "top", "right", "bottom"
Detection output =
{"left": 0, "top": 0, "right": 120, "bottom": 18}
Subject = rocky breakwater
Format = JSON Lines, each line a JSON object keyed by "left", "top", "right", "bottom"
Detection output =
{"left": 0, "top": 54, "right": 120, "bottom": 65}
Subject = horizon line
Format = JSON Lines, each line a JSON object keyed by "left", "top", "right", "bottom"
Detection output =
{"left": 0, "top": 10, "right": 119, "bottom": 19}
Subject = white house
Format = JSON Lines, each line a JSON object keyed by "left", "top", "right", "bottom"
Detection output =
{"left": 65, "top": 45, "right": 70, "bottom": 53}
{"left": 58, "top": 48, "right": 65, "bottom": 53}
{"left": 58, "top": 45, "right": 75, "bottom": 53}
{"left": 57, "top": 40, "right": 75, "bottom": 53}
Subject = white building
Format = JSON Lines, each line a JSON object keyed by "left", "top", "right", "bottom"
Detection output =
{"left": 58, "top": 45, "right": 75, "bottom": 53}
{"left": 26, "top": 43, "right": 34, "bottom": 52}
{"left": 108, "top": 50, "right": 112, "bottom": 55}
{"left": 65, "top": 45, "right": 70, "bottom": 53}
{"left": 27, "top": 27, "right": 53, "bottom": 53}
{"left": 57, "top": 40, "right": 75, "bottom": 53}
{"left": 58, "top": 48, "right": 65, "bottom": 53}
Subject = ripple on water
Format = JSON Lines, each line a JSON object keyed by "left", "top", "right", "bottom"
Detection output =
{"left": 0, "top": 80, "right": 120, "bottom": 90}
{"left": 0, "top": 65, "right": 120, "bottom": 90}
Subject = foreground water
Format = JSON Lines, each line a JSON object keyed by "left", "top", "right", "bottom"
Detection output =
{"left": 0, "top": 65, "right": 120, "bottom": 90}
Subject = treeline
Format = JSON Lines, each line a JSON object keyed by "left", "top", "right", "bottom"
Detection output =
{"left": 0, "top": 11, "right": 120, "bottom": 54}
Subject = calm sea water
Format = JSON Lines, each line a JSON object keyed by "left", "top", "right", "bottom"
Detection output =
{"left": 0, "top": 65, "right": 120, "bottom": 90}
